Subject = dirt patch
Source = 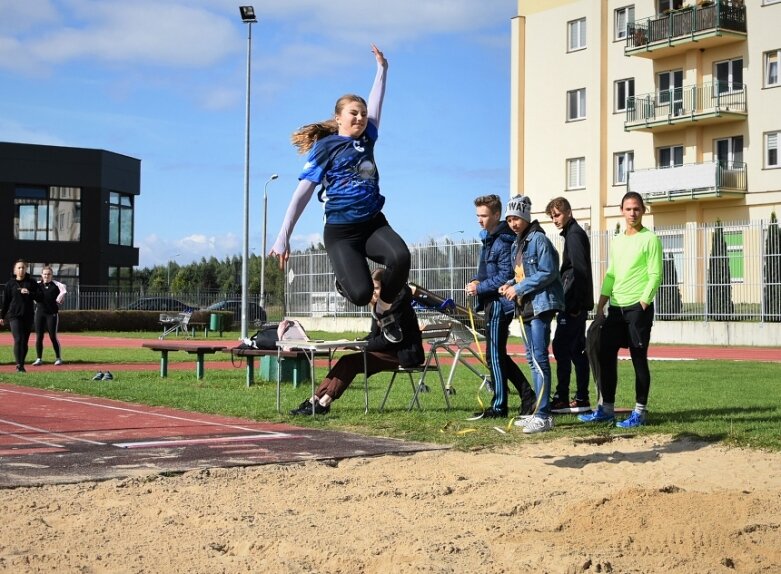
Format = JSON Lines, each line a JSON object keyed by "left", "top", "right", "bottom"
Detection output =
{"left": 1, "top": 435, "right": 779, "bottom": 573}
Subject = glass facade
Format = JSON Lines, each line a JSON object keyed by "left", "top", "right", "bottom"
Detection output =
{"left": 109, "top": 191, "right": 133, "bottom": 246}
{"left": 14, "top": 186, "right": 81, "bottom": 241}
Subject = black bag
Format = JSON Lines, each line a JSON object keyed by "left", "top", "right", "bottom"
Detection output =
{"left": 250, "top": 324, "right": 278, "bottom": 350}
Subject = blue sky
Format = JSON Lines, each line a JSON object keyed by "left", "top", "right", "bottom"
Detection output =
{"left": 0, "top": 0, "right": 517, "bottom": 268}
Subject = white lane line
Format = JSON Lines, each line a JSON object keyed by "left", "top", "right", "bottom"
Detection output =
{"left": 0, "top": 387, "right": 286, "bottom": 434}
{"left": 0, "top": 429, "right": 66, "bottom": 449}
{"left": 114, "top": 433, "right": 293, "bottom": 449}
{"left": 0, "top": 417, "right": 106, "bottom": 446}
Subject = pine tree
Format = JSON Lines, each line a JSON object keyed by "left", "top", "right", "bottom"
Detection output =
{"left": 763, "top": 211, "right": 781, "bottom": 322}
{"left": 706, "top": 220, "right": 734, "bottom": 320}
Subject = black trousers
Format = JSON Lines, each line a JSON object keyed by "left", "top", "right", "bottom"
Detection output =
{"left": 324, "top": 212, "right": 410, "bottom": 307}
{"left": 35, "top": 311, "right": 61, "bottom": 359}
{"left": 598, "top": 303, "right": 654, "bottom": 405}
{"left": 9, "top": 318, "right": 33, "bottom": 367}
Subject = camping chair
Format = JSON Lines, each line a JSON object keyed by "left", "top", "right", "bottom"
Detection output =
{"left": 159, "top": 311, "right": 194, "bottom": 340}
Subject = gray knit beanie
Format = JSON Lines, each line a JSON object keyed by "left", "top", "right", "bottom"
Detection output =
{"left": 504, "top": 195, "right": 532, "bottom": 222}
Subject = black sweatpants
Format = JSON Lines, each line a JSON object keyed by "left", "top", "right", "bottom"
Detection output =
{"left": 324, "top": 212, "right": 410, "bottom": 307}
{"left": 598, "top": 303, "right": 654, "bottom": 405}
{"left": 9, "top": 318, "right": 33, "bottom": 367}
{"left": 35, "top": 311, "right": 62, "bottom": 359}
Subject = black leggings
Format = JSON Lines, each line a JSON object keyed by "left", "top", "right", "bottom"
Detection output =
{"left": 598, "top": 303, "right": 654, "bottom": 405}
{"left": 35, "top": 312, "right": 61, "bottom": 359}
{"left": 9, "top": 318, "right": 33, "bottom": 367}
{"left": 324, "top": 212, "right": 411, "bottom": 307}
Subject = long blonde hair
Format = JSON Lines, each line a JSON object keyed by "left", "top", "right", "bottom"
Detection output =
{"left": 290, "top": 94, "right": 368, "bottom": 154}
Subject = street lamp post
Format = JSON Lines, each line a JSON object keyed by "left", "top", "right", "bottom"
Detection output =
{"left": 260, "top": 173, "right": 279, "bottom": 313}
{"left": 167, "top": 253, "right": 182, "bottom": 288}
{"left": 239, "top": 5, "right": 257, "bottom": 340}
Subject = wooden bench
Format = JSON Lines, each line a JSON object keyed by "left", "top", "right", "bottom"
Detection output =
{"left": 229, "top": 347, "right": 314, "bottom": 388}
{"left": 141, "top": 342, "right": 227, "bottom": 380}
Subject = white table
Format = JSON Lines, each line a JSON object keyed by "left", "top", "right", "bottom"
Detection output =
{"left": 276, "top": 339, "right": 369, "bottom": 414}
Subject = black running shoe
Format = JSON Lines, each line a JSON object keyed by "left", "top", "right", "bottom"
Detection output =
{"left": 92, "top": 371, "right": 104, "bottom": 381}
{"left": 467, "top": 408, "right": 507, "bottom": 421}
{"left": 374, "top": 310, "right": 403, "bottom": 343}
{"left": 102, "top": 371, "right": 114, "bottom": 381}
{"left": 16, "top": 365, "right": 26, "bottom": 373}
{"left": 334, "top": 278, "right": 347, "bottom": 298}
{"left": 289, "top": 400, "right": 330, "bottom": 416}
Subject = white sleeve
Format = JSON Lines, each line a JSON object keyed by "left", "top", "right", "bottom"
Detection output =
{"left": 367, "top": 61, "right": 387, "bottom": 129}
{"left": 269, "top": 179, "right": 318, "bottom": 255}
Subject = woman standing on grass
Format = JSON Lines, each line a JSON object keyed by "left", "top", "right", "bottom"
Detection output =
{"left": 578, "top": 192, "right": 662, "bottom": 428}
{"left": 0, "top": 260, "right": 42, "bottom": 373}
{"left": 33, "top": 266, "right": 67, "bottom": 366}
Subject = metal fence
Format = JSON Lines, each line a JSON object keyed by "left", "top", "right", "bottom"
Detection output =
{"left": 285, "top": 219, "right": 781, "bottom": 323}
{"left": 4, "top": 220, "right": 778, "bottom": 323}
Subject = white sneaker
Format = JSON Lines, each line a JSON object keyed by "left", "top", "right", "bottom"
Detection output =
{"left": 522, "top": 415, "right": 554, "bottom": 434}
{"left": 32, "top": 358, "right": 43, "bottom": 366}
{"left": 513, "top": 415, "right": 534, "bottom": 428}
{"left": 54, "top": 358, "right": 63, "bottom": 366}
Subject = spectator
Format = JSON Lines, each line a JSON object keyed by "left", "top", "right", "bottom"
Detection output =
{"left": 0, "top": 260, "right": 42, "bottom": 373}
{"left": 33, "top": 266, "right": 67, "bottom": 366}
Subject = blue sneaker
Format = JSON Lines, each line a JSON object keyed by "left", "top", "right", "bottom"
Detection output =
{"left": 577, "top": 406, "right": 615, "bottom": 423}
{"left": 616, "top": 410, "right": 646, "bottom": 428}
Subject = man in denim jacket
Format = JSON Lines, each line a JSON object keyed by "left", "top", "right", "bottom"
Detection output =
{"left": 466, "top": 195, "right": 536, "bottom": 419}
{"left": 499, "top": 195, "right": 565, "bottom": 434}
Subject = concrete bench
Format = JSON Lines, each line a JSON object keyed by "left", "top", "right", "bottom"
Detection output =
{"left": 141, "top": 342, "right": 227, "bottom": 380}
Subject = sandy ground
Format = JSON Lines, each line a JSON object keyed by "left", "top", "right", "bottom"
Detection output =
{"left": 1, "top": 435, "right": 780, "bottom": 574}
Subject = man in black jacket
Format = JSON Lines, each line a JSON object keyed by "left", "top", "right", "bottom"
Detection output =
{"left": 291, "top": 269, "right": 424, "bottom": 415}
{"left": 545, "top": 197, "right": 595, "bottom": 413}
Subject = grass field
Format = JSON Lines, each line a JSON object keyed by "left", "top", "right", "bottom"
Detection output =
{"left": 2, "top": 330, "right": 780, "bottom": 452}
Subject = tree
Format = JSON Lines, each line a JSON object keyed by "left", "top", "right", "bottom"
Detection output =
{"left": 657, "top": 253, "right": 682, "bottom": 319}
{"left": 764, "top": 211, "right": 781, "bottom": 322}
{"left": 706, "top": 220, "right": 734, "bottom": 320}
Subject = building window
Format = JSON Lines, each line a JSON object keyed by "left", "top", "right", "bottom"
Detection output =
{"left": 566, "top": 157, "right": 586, "bottom": 190}
{"left": 766, "top": 50, "right": 780, "bottom": 87}
{"left": 614, "top": 78, "right": 635, "bottom": 112}
{"left": 763, "top": 0, "right": 781, "bottom": 5}
{"left": 658, "top": 69, "right": 684, "bottom": 115}
{"left": 715, "top": 136, "right": 744, "bottom": 168}
{"left": 615, "top": 6, "right": 635, "bottom": 40}
{"left": 14, "top": 186, "right": 81, "bottom": 242}
{"left": 715, "top": 58, "right": 743, "bottom": 94}
{"left": 766, "top": 131, "right": 779, "bottom": 168}
{"left": 108, "top": 266, "right": 133, "bottom": 288}
{"left": 614, "top": 151, "right": 634, "bottom": 185}
{"left": 658, "top": 231, "right": 684, "bottom": 284}
{"left": 658, "top": 0, "right": 683, "bottom": 13}
{"left": 658, "top": 145, "right": 684, "bottom": 168}
{"left": 567, "top": 88, "right": 586, "bottom": 121}
{"left": 109, "top": 191, "right": 133, "bottom": 246}
{"left": 568, "top": 18, "right": 586, "bottom": 52}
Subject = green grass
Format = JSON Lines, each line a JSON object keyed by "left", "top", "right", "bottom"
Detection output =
{"left": 3, "top": 332, "right": 780, "bottom": 452}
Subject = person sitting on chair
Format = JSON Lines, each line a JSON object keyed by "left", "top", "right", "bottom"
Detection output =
{"left": 291, "top": 268, "right": 424, "bottom": 415}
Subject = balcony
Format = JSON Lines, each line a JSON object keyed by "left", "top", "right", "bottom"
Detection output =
{"left": 625, "top": 2, "right": 746, "bottom": 59}
{"left": 625, "top": 82, "right": 747, "bottom": 132}
{"left": 628, "top": 161, "right": 747, "bottom": 204}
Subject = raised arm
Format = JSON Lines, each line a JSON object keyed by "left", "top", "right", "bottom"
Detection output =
{"left": 269, "top": 179, "right": 317, "bottom": 268}
{"left": 367, "top": 44, "right": 387, "bottom": 128}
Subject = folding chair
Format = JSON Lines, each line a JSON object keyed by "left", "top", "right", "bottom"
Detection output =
{"left": 378, "top": 322, "right": 453, "bottom": 412}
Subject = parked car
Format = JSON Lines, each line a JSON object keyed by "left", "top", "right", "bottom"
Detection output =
{"left": 124, "top": 297, "right": 199, "bottom": 312}
{"left": 206, "top": 299, "right": 266, "bottom": 324}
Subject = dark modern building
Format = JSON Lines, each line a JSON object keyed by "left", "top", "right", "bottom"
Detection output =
{"left": 0, "top": 142, "right": 140, "bottom": 290}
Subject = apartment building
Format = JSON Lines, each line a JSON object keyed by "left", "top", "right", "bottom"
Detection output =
{"left": 511, "top": 0, "right": 780, "bottom": 233}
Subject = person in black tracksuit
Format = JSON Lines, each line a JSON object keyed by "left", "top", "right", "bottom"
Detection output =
{"left": 546, "top": 197, "right": 594, "bottom": 413}
{"left": 33, "top": 266, "right": 65, "bottom": 366}
{"left": 0, "top": 260, "right": 42, "bottom": 372}
{"left": 290, "top": 268, "right": 424, "bottom": 415}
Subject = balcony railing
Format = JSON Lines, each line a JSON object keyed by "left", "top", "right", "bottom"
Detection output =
{"left": 628, "top": 161, "right": 747, "bottom": 203}
{"left": 626, "top": 2, "right": 746, "bottom": 57}
{"left": 625, "top": 82, "right": 747, "bottom": 130}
